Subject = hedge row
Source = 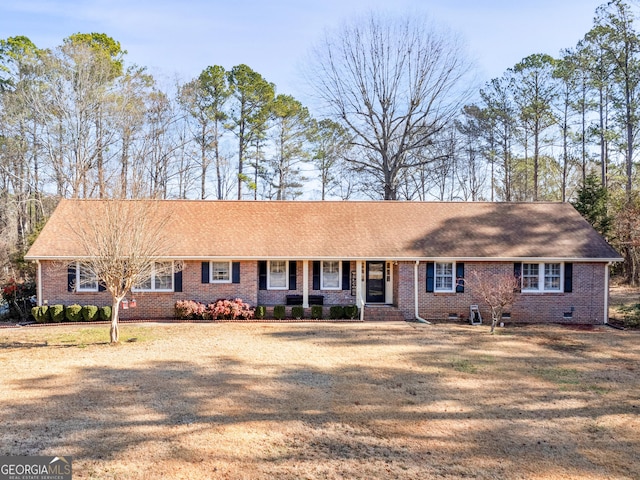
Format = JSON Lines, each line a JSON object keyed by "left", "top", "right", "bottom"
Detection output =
{"left": 31, "top": 304, "right": 112, "bottom": 323}
{"left": 255, "top": 304, "right": 359, "bottom": 320}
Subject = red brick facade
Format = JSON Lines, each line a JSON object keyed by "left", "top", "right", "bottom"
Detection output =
{"left": 394, "top": 261, "right": 608, "bottom": 324}
{"left": 39, "top": 259, "right": 609, "bottom": 324}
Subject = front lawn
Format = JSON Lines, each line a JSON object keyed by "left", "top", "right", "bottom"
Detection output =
{"left": 0, "top": 322, "right": 638, "bottom": 479}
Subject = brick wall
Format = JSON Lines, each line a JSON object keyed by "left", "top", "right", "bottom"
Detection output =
{"left": 40, "top": 260, "right": 258, "bottom": 320}
{"left": 39, "top": 259, "right": 609, "bottom": 324}
{"left": 395, "top": 261, "right": 608, "bottom": 324}
{"left": 257, "top": 261, "right": 357, "bottom": 306}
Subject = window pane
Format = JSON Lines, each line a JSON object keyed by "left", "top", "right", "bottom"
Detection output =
{"left": 78, "top": 264, "right": 97, "bottom": 290}
{"left": 154, "top": 262, "right": 173, "bottom": 290}
{"left": 522, "top": 263, "right": 539, "bottom": 290}
{"left": 212, "top": 262, "right": 230, "bottom": 281}
{"left": 544, "top": 263, "right": 561, "bottom": 291}
{"left": 435, "top": 263, "right": 453, "bottom": 290}
{"left": 322, "top": 261, "right": 340, "bottom": 289}
{"left": 137, "top": 276, "right": 152, "bottom": 290}
{"left": 270, "top": 261, "right": 287, "bottom": 288}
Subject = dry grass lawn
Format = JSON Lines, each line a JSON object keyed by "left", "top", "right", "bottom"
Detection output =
{"left": 0, "top": 321, "right": 638, "bottom": 479}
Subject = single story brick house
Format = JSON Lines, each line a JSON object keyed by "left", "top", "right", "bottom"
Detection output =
{"left": 25, "top": 199, "right": 622, "bottom": 324}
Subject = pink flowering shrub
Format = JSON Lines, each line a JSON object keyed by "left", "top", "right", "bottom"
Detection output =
{"left": 175, "top": 298, "right": 254, "bottom": 320}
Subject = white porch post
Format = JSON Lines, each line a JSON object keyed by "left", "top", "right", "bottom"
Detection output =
{"left": 302, "top": 260, "right": 309, "bottom": 308}
{"left": 356, "top": 260, "right": 364, "bottom": 308}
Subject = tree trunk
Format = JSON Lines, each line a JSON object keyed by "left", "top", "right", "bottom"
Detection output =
{"left": 110, "top": 298, "right": 121, "bottom": 343}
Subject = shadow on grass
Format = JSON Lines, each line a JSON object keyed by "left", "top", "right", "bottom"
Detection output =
{"left": 0, "top": 325, "right": 638, "bottom": 478}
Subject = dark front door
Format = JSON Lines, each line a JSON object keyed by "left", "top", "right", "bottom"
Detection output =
{"left": 366, "top": 261, "right": 385, "bottom": 303}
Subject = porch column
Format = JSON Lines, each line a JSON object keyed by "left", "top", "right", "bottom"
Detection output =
{"left": 302, "top": 260, "right": 309, "bottom": 308}
{"left": 356, "top": 260, "right": 364, "bottom": 308}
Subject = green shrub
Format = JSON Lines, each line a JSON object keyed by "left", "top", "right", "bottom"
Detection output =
{"left": 344, "top": 304, "right": 359, "bottom": 319}
{"left": 31, "top": 305, "right": 50, "bottom": 323}
{"left": 291, "top": 306, "right": 304, "bottom": 319}
{"left": 255, "top": 305, "right": 266, "bottom": 319}
{"left": 65, "top": 304, "right": 82, "bottom": 322}
{"left": 311, "top": 305, "right": 323, "bottom": 320}
{"left": 273, "top": 305, "right": 285, "bottom": 320}
{"left": 81, "top": 305, "right": 99, "bottom": 322}
{"left": 99, "top": 305, "right": 112, "bottom": 321}
{"left": 619, "top": 303, "right": 640, "bottom": 328}
{"left": 50, "top": 304, "right": 65, "bottom": 323}
{"left": 329, "top": 306, "right": 345, "bottom": 319}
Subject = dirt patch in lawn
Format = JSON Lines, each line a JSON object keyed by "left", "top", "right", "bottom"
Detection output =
{"left": 0, "top": 322, "right": 638, "bottom": 479}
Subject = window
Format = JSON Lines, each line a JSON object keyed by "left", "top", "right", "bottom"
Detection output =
{"left": 544, "top": 263, "right": 562, "bottom": 291}
{"left": 435, "top": 262, "right": 454, "bottom": 292}
{"left": 522, "top": 263, "right": 539, "bottom": 290}
{"left": 268, "top": 260, "right": 288, "bottom": 289}
{"left": 77, "top": 263, "right": 98, "bottom": 292}
{"left": 522, "top": 262, "right": 562, "bottom": 292}
{"left": 134, "top": 261, "right": 174, "bottom": 292}
{"left": 210, "top": 261, "right": 231, "bottom": 283}
{"left": 321, "top": 261, "right": 341, "bottom": 290}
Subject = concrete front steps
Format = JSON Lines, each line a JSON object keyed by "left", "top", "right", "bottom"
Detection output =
{"left": 363, "top": 305, "right": 407, "bottom": 322}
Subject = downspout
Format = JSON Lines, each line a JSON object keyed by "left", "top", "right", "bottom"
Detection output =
{"left": 415, "top": 261, "right": 430, "bottom": 324}
{"left": 604, "top": 262, "right": 611, "bottom": 325}
{"left": 36, "top": 260, "right": 42, "bottom": 307}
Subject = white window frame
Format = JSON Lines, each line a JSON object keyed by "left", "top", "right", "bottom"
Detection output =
{"left": 267, "top": 260, "right": 288, "bottom": 290}
{"left": 321, "top": 260, "right": 342, "bottom": 290}
{"left": 133, "top": 261, "right": 174, "bottom": 292}
{"left": 76, "top": 263, "right": 98, "bottom": 292}
{"left": 521, "top": 262, "right": 563, "bottom": 293}
{"left": 210, "top": 261, "right": 232, "bottom": 283}
{"left": 434, "top": 262, "right": 455, "bottom": 292}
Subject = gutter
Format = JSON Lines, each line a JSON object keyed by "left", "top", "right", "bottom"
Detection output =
{"left": 414, "top": 261, "right": 430, "bottom": 324}
{"left": 604, "top": 262, "right": 611, "bottom": 325}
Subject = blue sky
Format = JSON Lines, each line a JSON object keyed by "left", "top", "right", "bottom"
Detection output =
{"left": 0, "top": 0, "right": 608, "bottom": 101}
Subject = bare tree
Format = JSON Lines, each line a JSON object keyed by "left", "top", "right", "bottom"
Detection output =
{"left": 467, "top": 270, "right": 520, "bottom": 334}
{"left": 72, "top": 200, "right": 174, "bottom": 343}
{"left": 305, "top": 11, "right": 473, "bottom": 199}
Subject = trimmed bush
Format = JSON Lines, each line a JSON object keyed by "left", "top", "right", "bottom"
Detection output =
{"left": 329, "top": 306, "right": 345, "bottom": 319}
{"left": 273, "top": 305, "right": 286, "bottom": 320}
{"left": 50, "top": 304, "right": 65, "bottom": 323}
{"left": 81, "top": 305, "right": 99, "bottom": 322}
{"left": 31, "top": 305, "right": 50, "bottom": 323}
{"left": 291, "top": 306, "right": 304, "bottom": 319}
{"left": 344, "top": 304, "right": 359, "bottom": 319}
{"left": 255, "top": 305, "right": 266, "bottom": 319}
{"left": 99, "top": 305, "right": 112, "bottom": 321}
{"left": 65, "top": 304, "right": 82, "bottom": 322}
{"left": 175, "top": 300, "right": 207, "bottom": 319}
{"left": 311, "top": 305, "right": 323, "bottom": 320}
{"left": 207, "top": 298, "right": 254, "bottom": 320}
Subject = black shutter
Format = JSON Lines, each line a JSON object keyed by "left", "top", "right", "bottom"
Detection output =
{"left": 289, "top": 261, "right": 297, "bottom": 290}
{"left": 174, "top": 269, "right": 183, "bottom": 292}
{"left": 456, "top": 262, "right": 465, "bottom": 293}
{"left": 232, "top": 262, "right": 240, "bottom": 284}
{"left": 258, "top": 261, "right": 267, "bottom": 290}
{"left": 98, "top": 282, "right": 106, "bottom": 292}
{"left": 426, "top": 262, "right": 434, "bottom": 293}
{"left": 201, "top": 262, "right": 210, "bottom": 284}
{"left": 564, "top": 262, "right": 573, "bottom": 293}
{"left": 68, "top": 264, "right": 76, "bottom": 292}
{"left": 514, "top": 262, "right": 522, "bottom": 293}
{"left": 342, "top": 261, "right": 350, "bottom": 290}
{"left": 312, "top": 261, "right": 320, "bottom": 290}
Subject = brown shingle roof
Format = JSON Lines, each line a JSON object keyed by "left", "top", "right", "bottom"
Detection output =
{"left": 25, "top": 199, "right": 622, "bottom": 261}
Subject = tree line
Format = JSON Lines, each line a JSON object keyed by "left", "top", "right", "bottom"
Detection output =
{"left": 1, "top": 1, "right": 640, "bottom": 283}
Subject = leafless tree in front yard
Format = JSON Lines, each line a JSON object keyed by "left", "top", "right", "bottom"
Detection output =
{"left": 72, "top": 200, "right": 173, "bottom": 343}
{"left": 467, "top": 270, "right": 520, "bottom": 334}
{"left": 304, "top": 11, "right": 474, "bottom": 200}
